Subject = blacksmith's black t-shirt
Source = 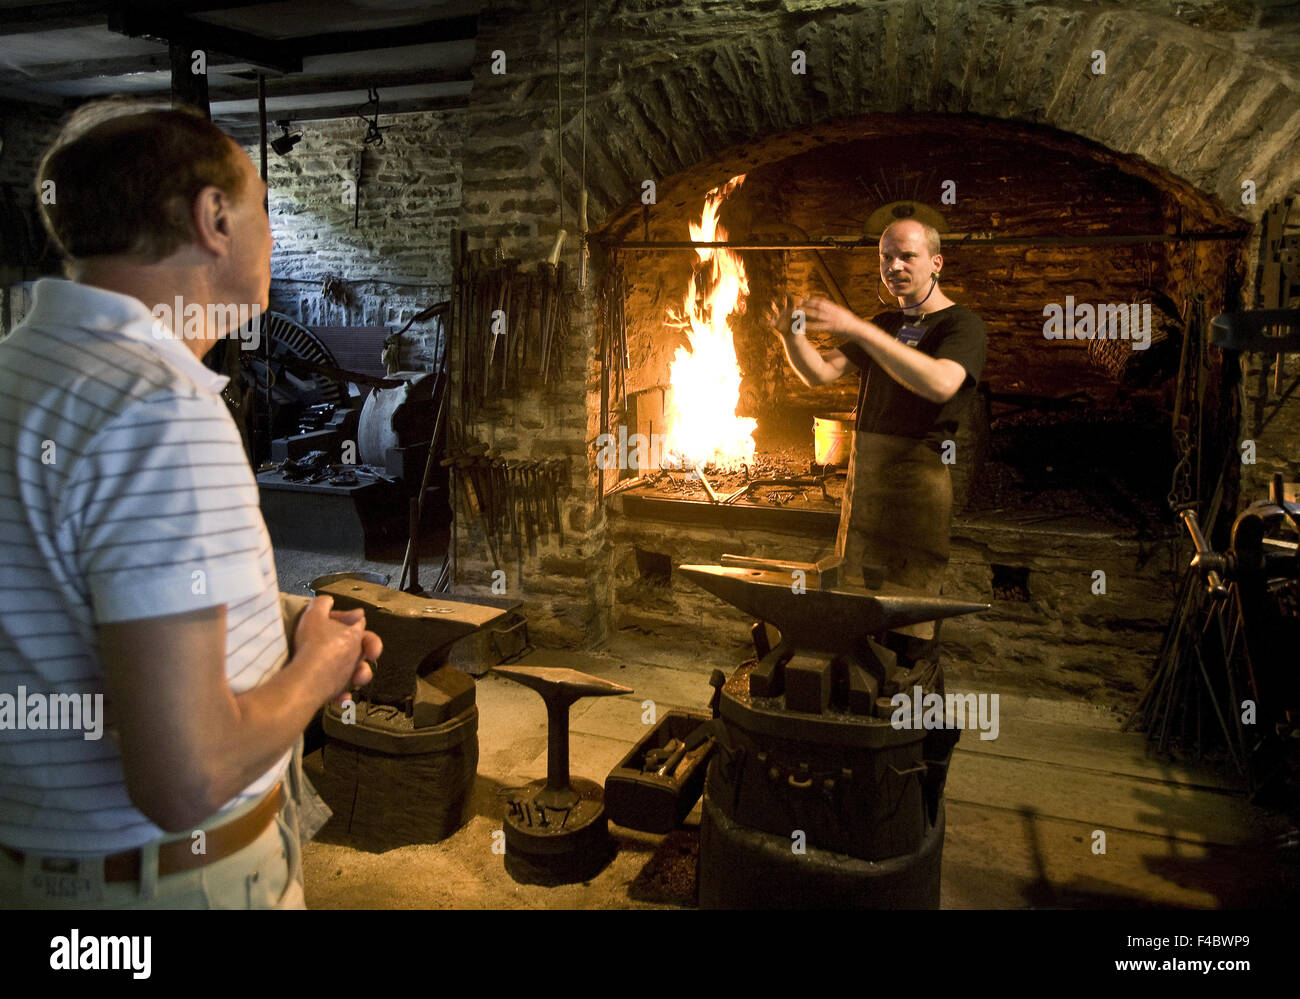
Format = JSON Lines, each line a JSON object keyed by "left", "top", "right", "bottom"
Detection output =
{"left": 836, "top": 304, "right": 986, "bottom": 449}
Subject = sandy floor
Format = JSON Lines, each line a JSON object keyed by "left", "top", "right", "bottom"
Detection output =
{"left": 276, "top": 546, "right": 1298, "bottom": 910}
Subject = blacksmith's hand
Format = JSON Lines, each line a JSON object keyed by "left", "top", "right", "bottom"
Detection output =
{"left": 800, "top": 296, "right": 857, "bottom": 335}
{"left": 764, "top": 296, "right": 799, "bottom": 337}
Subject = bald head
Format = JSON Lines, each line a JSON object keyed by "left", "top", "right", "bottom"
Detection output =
{"left": 878, "top": 217, "right": 952, "bottom": 310}
{"left": 881, "top": 218, "right": 940, "bottom": 256}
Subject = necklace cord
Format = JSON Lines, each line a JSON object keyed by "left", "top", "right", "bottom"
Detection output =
{"left": 877, "top": 273, "right": 939, "bottom": 312}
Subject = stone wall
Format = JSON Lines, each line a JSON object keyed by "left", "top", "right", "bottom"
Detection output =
{"left": 607, "top": 497, "right": 1180, "bottom": 708}
{"left": 448, "top": 0, "right": 1300, "bottom": 694}
{"left": 251, "top": 110, "right": 467, "bottom": 371}
{"left": 0, "top": 103, "right": 468, "bottom": 370}
{"left": 942, "top": 518, "right": 1181, "bottom": 705}
{"left": 0, "top": 102, "right": 64, "bottom": 333}
{"left": 0, "top": 101, "right": 61, "bottom": 218}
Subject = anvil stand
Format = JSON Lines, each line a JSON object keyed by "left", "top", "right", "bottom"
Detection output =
{"left": 309, "top": 574, "right": 508, "bottom": 851}
{"left": 497, "top": 666, "right": 633, "bottom": 886}
{"left": 678, "top": 557, "right": 989, "bottom": 908}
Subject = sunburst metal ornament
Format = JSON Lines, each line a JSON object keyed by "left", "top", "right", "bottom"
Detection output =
{"left": 863, "top": 200, "right": 948, "bottom": 241}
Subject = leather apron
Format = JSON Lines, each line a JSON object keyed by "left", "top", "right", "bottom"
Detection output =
{"left": 834, "top": 431, "right": 953, "bottom": 642}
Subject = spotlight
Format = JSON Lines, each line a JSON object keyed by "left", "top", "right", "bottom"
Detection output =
{"left": 271, "top": 119, "right": 302, "bottom": 155}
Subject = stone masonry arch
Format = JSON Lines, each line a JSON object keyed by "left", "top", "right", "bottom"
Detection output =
{"left": 556, "top": 1, "right": 1298, "bottom": 236}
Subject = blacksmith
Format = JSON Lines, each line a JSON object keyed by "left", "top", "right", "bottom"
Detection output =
{"left": 769, "top": 218, "right": 986, "bottom": 665}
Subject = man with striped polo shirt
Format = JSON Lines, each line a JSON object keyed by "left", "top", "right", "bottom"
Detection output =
{"left": 0, "top": 102, "right": 381, "bottom": 908}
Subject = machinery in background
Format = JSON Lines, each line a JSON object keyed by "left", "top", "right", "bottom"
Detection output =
{"left": 1129, "top": 473, "right": 1299, "bottom": 811}
{"left": 1129, "top": 304, "right": 1300, "bottom": 816}
{"left": 224, "top": 311, "right": 451, "bottom": 561}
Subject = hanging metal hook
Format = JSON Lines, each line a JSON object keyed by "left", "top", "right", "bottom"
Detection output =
{"left": 356, "top": 86, "right": 388, "bottom": 146}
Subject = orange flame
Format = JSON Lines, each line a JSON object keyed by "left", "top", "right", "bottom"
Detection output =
{"left": 663, "top": 175, "right": 756, "bottom": 472}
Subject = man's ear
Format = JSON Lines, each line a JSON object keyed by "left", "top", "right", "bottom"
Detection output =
{"left": 932, "top": 253, "right": 944, "bottom": 277}
{"left": 189, "top": 185, "right": 229, "bottom": 255}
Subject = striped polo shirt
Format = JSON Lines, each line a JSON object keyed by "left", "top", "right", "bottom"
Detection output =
{"left": 0, "top": 278, "right": 290, "bottom": 856}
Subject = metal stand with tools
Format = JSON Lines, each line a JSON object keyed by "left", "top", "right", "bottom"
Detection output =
{"left": 496, "top": 666, "right": 633, "bottom": 885}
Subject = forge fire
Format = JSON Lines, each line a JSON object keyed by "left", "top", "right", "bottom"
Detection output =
{"left": 662, "top": 173, "right": 757, "bottom": 472}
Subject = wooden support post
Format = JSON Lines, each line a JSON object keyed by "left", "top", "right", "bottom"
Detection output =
{"left": 169, "top": 41, "right": 209, "bottom": 117}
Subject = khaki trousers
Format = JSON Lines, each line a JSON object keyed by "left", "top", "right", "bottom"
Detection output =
{"left": 0, "top": 742, "right": 311, "bottom": 910}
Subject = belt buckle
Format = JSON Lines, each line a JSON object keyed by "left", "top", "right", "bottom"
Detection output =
{"left": 20, "top": 853, "right": 106, "bottom": 905}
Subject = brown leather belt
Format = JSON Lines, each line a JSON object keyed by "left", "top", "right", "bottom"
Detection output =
{"left": 2, "top": 782, "right": 285, "bottom": 882}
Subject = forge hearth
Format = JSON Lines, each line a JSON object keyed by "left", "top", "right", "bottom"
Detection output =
{"left": 592, "top": 115, "right": 1247, "bottom": 705}
{"left": 429, "top": 8, "right": 1277, "bottom": 710}
{"left": 590, "top": 114, "right": 1246, "bottom": 708}
{"left": 597, "top": 115, "right": 1243, "bottom": 540}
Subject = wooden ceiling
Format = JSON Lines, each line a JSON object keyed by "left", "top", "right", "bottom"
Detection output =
{"left": 0, "top": 1, "right": 480, "bottom": 136}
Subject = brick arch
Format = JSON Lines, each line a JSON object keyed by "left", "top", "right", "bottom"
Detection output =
{"left": 568, "top": 0, "right": 1297, "bottom": 233}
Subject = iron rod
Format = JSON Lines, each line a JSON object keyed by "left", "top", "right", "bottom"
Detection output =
{"left": 596, "top": 231, "right": 1245, "bottom": 252}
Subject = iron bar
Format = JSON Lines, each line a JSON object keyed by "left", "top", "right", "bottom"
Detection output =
{"left": 596, "top": 231, "right": 1246, "bottom": 252}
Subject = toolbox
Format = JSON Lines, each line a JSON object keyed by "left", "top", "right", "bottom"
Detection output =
{"left": 605, "top": 709, "right": 716, "bottom": 834}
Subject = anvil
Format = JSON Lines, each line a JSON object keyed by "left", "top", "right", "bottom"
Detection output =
{"left": 495, "top": 665, "right": 634, "bottom": 886}
{"left": 677, "top": 563, "right": 988, "bottom": 656}
{"left": 312, "top": 574, "right": 507, "bottom": 737}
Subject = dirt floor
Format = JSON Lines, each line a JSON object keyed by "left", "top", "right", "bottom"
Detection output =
{"left": 275, "top": 546, "right": 1299, "bottom": 910}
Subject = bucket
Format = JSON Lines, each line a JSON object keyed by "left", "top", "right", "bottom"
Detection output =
{"left": 307, "top": 570, "right": 390, "bottom": 592}
{"left": 813, "top": 412, "right": 854, "bottom": 466}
